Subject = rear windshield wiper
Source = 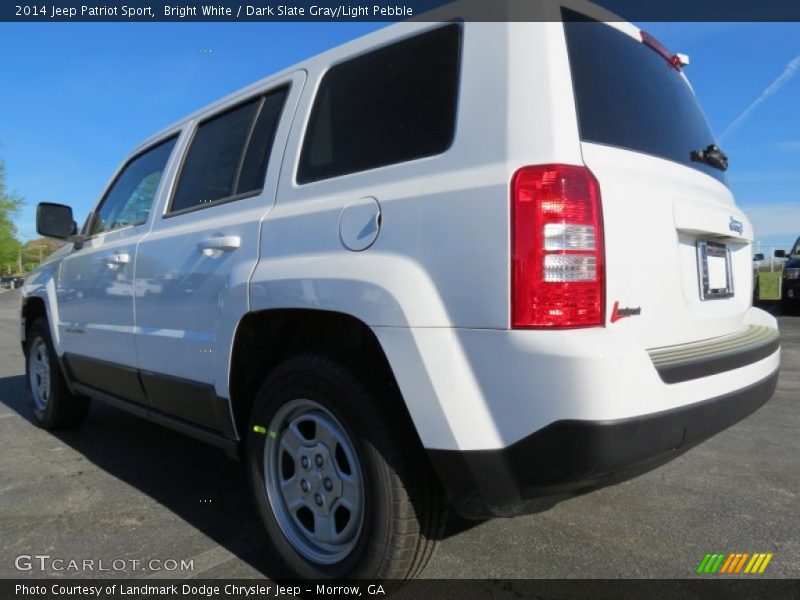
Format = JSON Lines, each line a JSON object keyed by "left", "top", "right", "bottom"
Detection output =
{"left": 690, "top": 144, "right": 728, "bottom": 171}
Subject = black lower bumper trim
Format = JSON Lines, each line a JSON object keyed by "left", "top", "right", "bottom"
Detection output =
{"left": 428, "top": 370, "right": 778, "bottom": 519}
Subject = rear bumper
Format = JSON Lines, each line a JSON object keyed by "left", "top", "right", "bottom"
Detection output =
{"left": 428, "top": 370, "right": 778, "bottom": 519}
{"left": 648, "top": 325, "right": 779, "bottom": 384}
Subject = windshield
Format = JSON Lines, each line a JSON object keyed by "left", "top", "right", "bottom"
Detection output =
{"left": 563, "top": 10, "right": 728, "bottom": 185}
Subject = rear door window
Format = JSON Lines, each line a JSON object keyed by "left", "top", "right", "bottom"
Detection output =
{"left": 563, "top": 10, "right": 727, "bottom": 184}
{"left": 297, "top": 24, "right": 462, "bottom": 184}
{"left": 169, "top": 87, "right": 288, "bottom": 214}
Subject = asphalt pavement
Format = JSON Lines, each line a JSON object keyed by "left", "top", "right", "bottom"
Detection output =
{"left": 0, "top": 290, "right": 797, "bottom": 579}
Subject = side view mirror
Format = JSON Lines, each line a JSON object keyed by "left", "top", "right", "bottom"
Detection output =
{"left": 774, "top": 249, "right": 786, "bottom": 258}
{"left": 36, "top": 202, "right": 76, "bottom": 240}
{"left": 753, "top": 253, "right": 764, "bottom": 262}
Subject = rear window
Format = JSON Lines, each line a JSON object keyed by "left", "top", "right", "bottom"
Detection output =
{"left": 563, "top": 11, "right": 727, "bottom": 184}
{"left": 297, "top": 24, "right": 462, "bottom": 184}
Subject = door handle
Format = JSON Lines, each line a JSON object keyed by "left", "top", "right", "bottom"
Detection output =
{"left": 197, "top": 236, "right": 241, "bottom": 254}
{"left": 105, "top": 253, "right": 130, "bottom": 266}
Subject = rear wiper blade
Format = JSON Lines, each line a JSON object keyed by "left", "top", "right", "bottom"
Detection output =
{"left": 690, "top": 144, "right": 729, "bottom": 171}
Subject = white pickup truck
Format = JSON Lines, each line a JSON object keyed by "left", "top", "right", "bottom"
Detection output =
{"left": 21, "top": 3, "right": 780, "bottom": 580}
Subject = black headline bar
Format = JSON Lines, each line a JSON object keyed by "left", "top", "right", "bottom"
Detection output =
{"left": 3, "top": 0, "right": 800, "bottom": 22}
{"left": 4, "top": 579, "right": 800, "bottom": 600}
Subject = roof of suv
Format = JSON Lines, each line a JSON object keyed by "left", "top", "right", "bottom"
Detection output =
{"left": 125, "top": 0, "right": 630, "bottom": 159}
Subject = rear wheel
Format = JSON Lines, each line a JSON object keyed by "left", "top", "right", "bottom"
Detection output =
{"left": 25, "top": 318, "right": 90, "bottom": 429}
{"left": 246, "top": 354, "right": 446, "bottom": 579}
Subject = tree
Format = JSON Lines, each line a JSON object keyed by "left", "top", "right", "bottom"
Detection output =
{"left": 23, "top": 237, "right": 65, "bottom": 267}
{"left": 0, "top": 159, "right": 24, "bottom": 273}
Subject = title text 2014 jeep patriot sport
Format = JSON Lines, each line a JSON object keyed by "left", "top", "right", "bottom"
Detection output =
{"left": 22, "top": 4, "right": 780, "bottom": 580}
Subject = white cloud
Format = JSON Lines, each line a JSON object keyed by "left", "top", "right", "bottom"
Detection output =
{"left": 720, "top": 54, "right": 800, "bottom": 141}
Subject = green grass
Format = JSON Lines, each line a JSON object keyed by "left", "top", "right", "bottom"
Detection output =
{"left": 758, "top": 271, "right": 781, "bottom": 300}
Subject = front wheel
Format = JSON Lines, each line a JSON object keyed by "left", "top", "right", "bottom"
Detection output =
{"left": 246, "top": 354, "right": 446, "bottom": 579}
{"left": 25, "top": 318, "right": 90, "bottom": 429}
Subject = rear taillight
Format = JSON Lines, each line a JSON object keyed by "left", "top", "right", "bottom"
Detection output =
{"left": 511, "top": 164, "right": 605, "bottom": 328}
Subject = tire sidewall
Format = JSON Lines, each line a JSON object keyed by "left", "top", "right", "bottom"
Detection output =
{"left": 246, "top": 359, "right": 393, "bottom": 579}
{"left": 25, "top": 320, "right": 59, "bottom": 427}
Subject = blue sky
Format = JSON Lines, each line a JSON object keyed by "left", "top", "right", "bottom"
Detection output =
{"left": 0, "top": 20, "right": 798, "bottom": 250}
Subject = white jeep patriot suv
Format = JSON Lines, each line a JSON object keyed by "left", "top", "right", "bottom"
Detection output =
{"left": 21, "top": 3, "right": 780, "bottom": 580}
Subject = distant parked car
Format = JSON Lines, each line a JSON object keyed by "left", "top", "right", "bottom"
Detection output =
{"left": 781, "top": 238, "right": 800, "bottom": 312}
{"left": 774, "top": 249, "right": 789, "bottom": 268}
{"left": 0, "top": 276, "right": 24, "bottom": 290}
{"left": 753, "top": 253, "right": 764, "bottom": 302}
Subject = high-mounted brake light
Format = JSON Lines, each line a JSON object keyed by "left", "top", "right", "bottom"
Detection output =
{"left": 511, "top": 165, "right": 604, "bottom": 328}
{"left": 640, "top": 30, "right": 688, "bottom": 71}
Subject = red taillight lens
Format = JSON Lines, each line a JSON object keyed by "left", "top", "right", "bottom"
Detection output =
{"left": 511, "top": 164, "right": 605, "bottom": 328}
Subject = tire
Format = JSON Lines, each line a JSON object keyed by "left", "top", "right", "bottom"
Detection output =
{"left": 246, "top": 354, "right": 446, "bottom": 580}
{"left": 25, "top": 318, "right": 90, "bottom": 429}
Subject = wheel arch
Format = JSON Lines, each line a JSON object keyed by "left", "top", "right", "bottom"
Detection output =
{"left": 228, "top": 308, "right": 412, "bottom": 443}
{"left": 21, "top": 291, "right": 80, "bottom": 396}
{"left": 20, "top": 269, "right": 63, "bottom": 353}
{"left": 21, "top": 295, "right": 48, "bottom": 332}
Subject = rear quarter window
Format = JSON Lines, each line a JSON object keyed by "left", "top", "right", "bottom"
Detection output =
{"left": 563, "top": 10, "right": 727, "bottom": 185}
{"left": 297, "top": 24, "right": 462, "bottom": 184}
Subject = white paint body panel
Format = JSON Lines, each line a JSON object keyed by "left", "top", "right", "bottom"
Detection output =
{"left": 56, "top": 227, "right": 141, "bottom": 367}
{"left": 22, "top": 17, "right": 779, "bottom": 453}
{"left": 376, "top": 309, "right": 778, "bottom": 451}
{"left": 581, "top": 143, "right": 755, "bottom": 349}
{"left": 133, "top": 70, "right": 305, "bottom": 398}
